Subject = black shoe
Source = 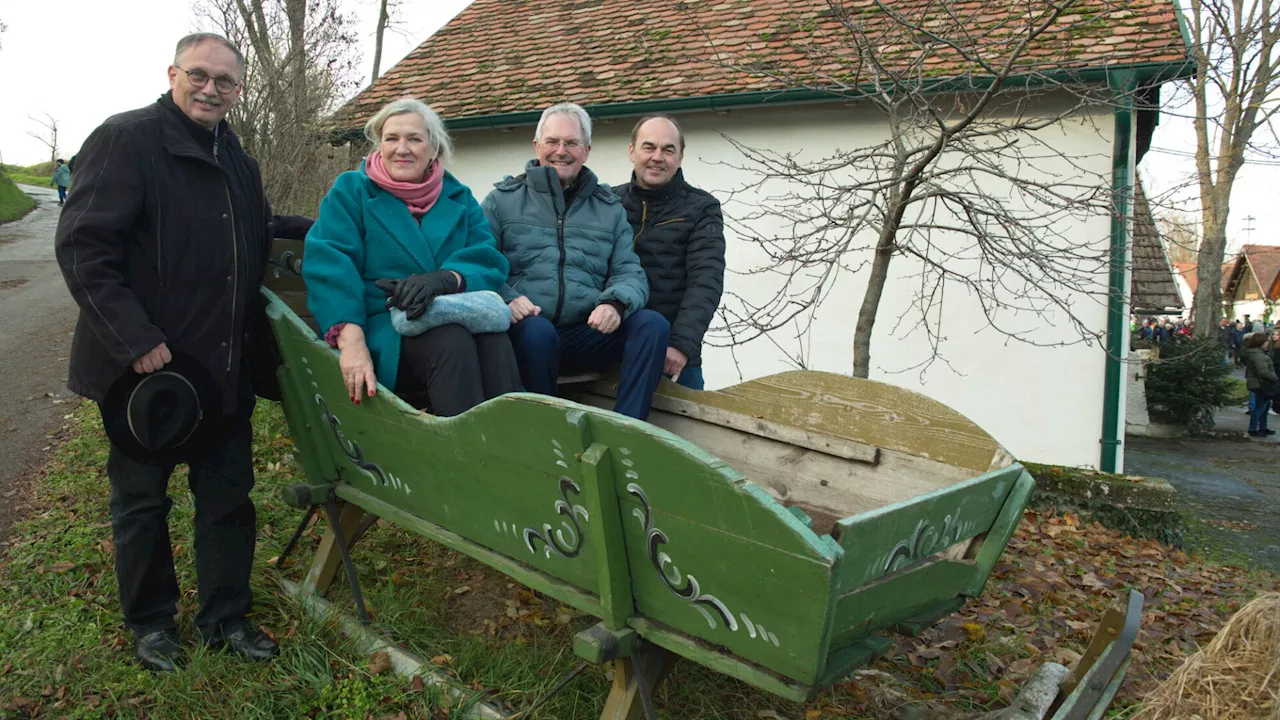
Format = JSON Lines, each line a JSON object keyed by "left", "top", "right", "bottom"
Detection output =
{"left": 203, "top": 620, "right": 278, "bottom": 661}
{"left": 1262, "top": 429, "right": 1276, "bottom": 436}
{"left": 135, "top": 628, "right": 184, "bottom": 672}
{"left": 1248, "top": 430, "right": 1266, "bottom": 437}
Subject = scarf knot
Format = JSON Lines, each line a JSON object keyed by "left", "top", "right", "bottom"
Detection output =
{"left": 364, "top": 151, "right": 443, "bottom": 218}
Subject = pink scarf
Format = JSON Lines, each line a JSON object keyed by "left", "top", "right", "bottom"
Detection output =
{"left": 364, "top": 151, "right": 444, "bottom": 218}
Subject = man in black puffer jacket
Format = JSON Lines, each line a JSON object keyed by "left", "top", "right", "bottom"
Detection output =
{"left": 614, "top": 116, "right": 726, "bottom": 390}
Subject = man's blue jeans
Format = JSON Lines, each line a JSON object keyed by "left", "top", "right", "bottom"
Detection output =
{"left": 671, "top": 365, "right": 705, "bottom": 390}
{"left": 56, "top": 185, "right": 67, "bottom": 203}
{"left": 509, "top": 309, "right": 670, "bottom": 420}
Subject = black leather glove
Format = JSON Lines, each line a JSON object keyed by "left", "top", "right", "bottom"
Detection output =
{"left": 374, "top": 271, "right": 459, "bottom": 320}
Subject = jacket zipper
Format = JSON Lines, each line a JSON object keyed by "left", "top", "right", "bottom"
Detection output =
{"left": 552, "top": 214, "right": 567, "bottom": 325}
{"left": 222, "top": 179, "right": 239, "bottom": 373}
{"left": 634, "top": 200, "right": 649, "bottom": 249}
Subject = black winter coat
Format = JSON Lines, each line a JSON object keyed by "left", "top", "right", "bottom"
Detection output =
{"left": 615, "top": 170, "right": 725, "bottom": 368}
{"left": 55, "top": 92, "right": 273, "bottom": 415}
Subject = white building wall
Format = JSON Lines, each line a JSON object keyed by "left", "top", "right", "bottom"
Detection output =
{"left": 446, "top": 101, "right": 1118, "bottom": 468}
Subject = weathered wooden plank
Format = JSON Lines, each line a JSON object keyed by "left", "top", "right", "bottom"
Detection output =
{"left": 963, "top": 468, "right": 1036, "bottom": 597}
{"left": 831, "top": 464, "right": 1022, "bottom": 594}
{"left": 814, "top": 635, "right": 892, "bottom": 690}
{"left": 829, "top": 560, "right": 977, "bottom": 647}
{"left": 303, "top": 501, "right": 370, "bottom": 595}
{"left": 628, "top": 618, "right": 812, "bottom": 703}
{"left": 675, "top": 371, "right": 1004, "bottom": 473}
{"left": 585, "top": 415, "right": 837, "bottom": 685}
{"left": 580, "top": 443, "right": 635, "bottom": 631}
{"left": 335, "top": 485, "right": 604, "bottom": 618}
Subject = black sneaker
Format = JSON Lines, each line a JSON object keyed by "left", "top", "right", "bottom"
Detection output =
{"left": 203, "top": 620, "right": 278, "bottom": 661}
{"left": 135, "top": 628, "right": 184, "bottom": 672}
{"left": 1248, "top": 430, "right": 1266, "bottom": 437}
{"left": 1262, "top": 429, "right": 1276, "bottom": 436}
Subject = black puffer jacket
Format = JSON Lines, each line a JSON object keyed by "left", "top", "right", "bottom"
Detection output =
{"left": 615, "top": 170, "right": 725, "bottom": 368}
{"left": 55, "top": 92, "right": 273, "bottom": 414}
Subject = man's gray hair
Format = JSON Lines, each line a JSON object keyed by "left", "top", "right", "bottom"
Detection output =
{"left": 534, "top": 103, "right": 592, "bottom": 146}
{"left": 363, "top": 98, "right": 455, "bottom": 167}
{"left": 174, "top": 32, "right": 246, "bottom": 77}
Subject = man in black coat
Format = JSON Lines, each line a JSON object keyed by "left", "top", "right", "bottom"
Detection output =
{"left": 54, "top": 32, "right": 280, "bottom": 672}
{"left": 614, "top": 116, "right": 726, "bottom": 390}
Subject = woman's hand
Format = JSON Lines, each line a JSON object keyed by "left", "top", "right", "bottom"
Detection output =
{"left": 337, "top": 325, "right": 377, "bottom": 404}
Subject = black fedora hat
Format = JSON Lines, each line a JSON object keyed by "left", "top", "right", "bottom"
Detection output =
{"left": 101, "top": 352, "right": 222, "bottom": 466}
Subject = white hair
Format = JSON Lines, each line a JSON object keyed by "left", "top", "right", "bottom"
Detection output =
{"left": 534, "top": 103, "right": 592, "bottom": 146}
{"left": 363, "top": 97, "right": 454, "bottom": 166}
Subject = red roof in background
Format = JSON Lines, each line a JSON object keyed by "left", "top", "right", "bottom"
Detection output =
{"left": 337, "top": 0, "right": 1190, "bottom": 131}
{"left": 1171, "top": 261, "right": 1235, "bottom": 295}
{"left": 1240, "top": 244, "right": 1280, "bottom": 300}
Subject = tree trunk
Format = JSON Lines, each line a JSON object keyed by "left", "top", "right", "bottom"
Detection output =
{"left": 1192, "top": 198, "right": 1229, "bottom": 330}
{"left": 852, "top": 225, "right": 897, "bottom": 378}
{"left": 371, "top": 0, "right": 389, "bottom": 83}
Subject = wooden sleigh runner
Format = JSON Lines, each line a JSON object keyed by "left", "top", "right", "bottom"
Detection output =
{"left": 261, "top": 238, "right": 1142, "bottom": 720}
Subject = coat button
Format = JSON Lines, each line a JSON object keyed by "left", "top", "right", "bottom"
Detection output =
{"left": 222, "top": 213, "right": 229, "bottom": 219}
{"left": 221, "top": 342, "right": 228, "bottom": 348}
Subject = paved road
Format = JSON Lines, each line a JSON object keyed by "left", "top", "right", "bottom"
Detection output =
{"left": 0, "top": 185, "right": 79, "bottom": 546}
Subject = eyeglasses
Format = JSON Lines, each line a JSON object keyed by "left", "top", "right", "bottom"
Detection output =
{"left": 174, "top": 66, "right": 240, "bottom": 94}
{"left": 540, "top": 138, "right": 583, "bottom": 150}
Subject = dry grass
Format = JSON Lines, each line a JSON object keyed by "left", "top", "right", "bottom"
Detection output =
{"left": 1133, "top": 592, "right": 1280, "bottom": 720}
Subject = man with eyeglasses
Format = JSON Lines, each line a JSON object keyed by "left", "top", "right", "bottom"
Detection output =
{"left": 482, "top": 102, "right": 669, "bottom": 420}
{"left": 54, "top": 32, "right": 282, "bottom": 672}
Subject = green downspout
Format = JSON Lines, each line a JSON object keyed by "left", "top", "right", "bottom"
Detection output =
{"left": 1101, "top": 69, "right": 1138, "bottom": 473}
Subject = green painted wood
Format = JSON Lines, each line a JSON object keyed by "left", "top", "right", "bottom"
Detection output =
{"left": 829, "top": 560, "right": 976, "bottom": 647}
{"left": 815, "top": 635, "right": 892, "bottom": 691}
{"left": 963, "top": 469, "right": 1036, "bottom": 597}
{"left": 628, "top": 618, "right": 812, "bottom": 703}
{"left": 335, "top": 484, "right": 604, "bottom": 618}
{"left": 585, "top": 415, "right": 837, "bottom": 686}
{"left": 573, "top": 624, "right": 636, "bottom": 664}
{"left": 580, "top": 443, "right": 635, "bottom": 631}
{"left": 832, "top": 464, "right": 1022, "bottom": 594}
{"left": 888, "top": 596, "right": 967, "bottom": 638}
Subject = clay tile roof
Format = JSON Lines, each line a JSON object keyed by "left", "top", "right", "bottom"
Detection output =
{"left": 1240, "top": 244, "right": 1280, "bottom": 301}
{"left": 335, "top": 0, "right": 1190, "bottom": 132}
{"left": 1130, "top": 180, "right": 1183, "bottom": 312}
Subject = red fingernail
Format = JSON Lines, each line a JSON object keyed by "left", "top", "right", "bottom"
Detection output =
{"left": 355, "top": 399, "right": 360, "bottom": 405}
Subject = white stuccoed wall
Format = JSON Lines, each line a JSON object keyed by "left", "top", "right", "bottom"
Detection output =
{"left": 442, "top": 100, "right": 1118, "bottom": 468}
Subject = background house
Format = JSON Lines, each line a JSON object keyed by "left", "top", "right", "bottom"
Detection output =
{"left": 331, "top": 0, "right": 1190, "bottom": 471}
{"left": 1130, "top": 180, "right": 1186, "bottom": 317}
{"left": 1222, "top": 244, "right": 1280, "bottom": 323}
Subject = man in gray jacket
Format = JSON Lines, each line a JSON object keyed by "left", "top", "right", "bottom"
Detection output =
{"left": 482, "top": 103, "right": 669, "bottom": 420}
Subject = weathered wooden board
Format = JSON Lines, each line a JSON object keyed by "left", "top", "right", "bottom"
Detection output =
{"left": 637, "top": 372, "right": 1008, "bottom": 474}
{"left": 829, "top": 559, "right": 977, "bottom": 647}
{"left": 830, "top": 464, "right": 1022, "bottom": 594}
{"left": 583, "top": 415, "right": 839, "bottom": 686}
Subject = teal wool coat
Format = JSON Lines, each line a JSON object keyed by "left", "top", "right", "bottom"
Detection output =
{"left": 304, "top": 168, "right": 509, "bottom": 390}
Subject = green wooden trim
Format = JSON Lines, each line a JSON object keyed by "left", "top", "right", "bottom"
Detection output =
{"left": 815, "top": 635, "right": 892, "bottom": 691}
{"left": 963, "top": 469, "right": 1037, "bottom": 597}
{"left": 580, "top": 443, "right": 635, "bottom": 631}
{"left": 831, "top": 464, "right": 1021, "bottom": 593}
{"left": 333, "top": 485, "right": 604, "bottom": 618}
{"left": 829, "top": 560, "right": 977, "bottom": 647}
{"left": 888, "top": 596, "right": 967, "bottom": 637}
{"left": 627, "top": 618, "right": 812, "bottom": 703}
{"left": 1101, "top": 71, "right": 1139, "bottom": 473}
{"left": 1083, "top": 657, "right": 1132, "bottom": 720}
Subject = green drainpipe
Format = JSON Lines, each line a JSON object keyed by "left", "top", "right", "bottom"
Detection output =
{"left": 1101, "top": 70, "right": 1138, "bottom": 473}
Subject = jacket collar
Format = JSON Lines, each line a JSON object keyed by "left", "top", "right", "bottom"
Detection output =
{"left": 524, "top": 159, "right": 600, "bottom": 199}
{"left": 364, "top": 168, "right": 465, "bottom": 272}
{"left": 158, "top": 91, "right": 231, "bottom": 165}
{"left": 625, "top": 168, "right": 687, "bottom": 202}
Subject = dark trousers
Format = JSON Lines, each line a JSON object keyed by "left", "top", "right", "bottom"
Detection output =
{"left": 56, "top": 185, "right": 67, "bottom": 203}
{"left": 102, "top": 409, "right": 257, "bottom": 639}
{"left": 395, "top": 324, "right": 522, "bottom": 417}
{"left": 509, "top": 309, "right": 670, "bottom": 420}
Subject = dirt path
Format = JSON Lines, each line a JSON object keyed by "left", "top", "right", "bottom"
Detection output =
{"left": 1126, "top": 434, "right": 1280, "bottom": 573}
{"left": 0, "top": 185, "right": 79, "bottom": 548}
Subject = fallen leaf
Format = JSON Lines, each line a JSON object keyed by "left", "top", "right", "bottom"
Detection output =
{"left": 369, "top": 650, "right": 392, "bottom": 675}
{"left": 410, "top": 676, "right": 425, "bottom": 692}
{"left": 48, "top": 562, "right": 75, "bottom": 574}
{"left": 430, "top": 654, "right": 453, "bottom": 666}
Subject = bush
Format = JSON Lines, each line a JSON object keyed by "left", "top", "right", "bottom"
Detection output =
{"left": 1145, "top": 335, "right": 1238, "bottom": 433}
{"left": 0, "top": 169, "right": 37, "bottom": 224}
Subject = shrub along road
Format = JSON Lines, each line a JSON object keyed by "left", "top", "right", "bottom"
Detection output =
{"left": 0, "top": 185, "right": 79, "bottom": 549}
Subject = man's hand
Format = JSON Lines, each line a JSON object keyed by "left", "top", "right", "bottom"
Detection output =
{"left": 509, "top": 296, "right": 541, "bottom": 323}
{"left": 588, "top": 304, "right": 622, "bottom": 334}
{"left": 664, "top": 347, "right": 688, "bottom": 380}
{"left": 132, "top": 343, "right": 172, "bottom": 374}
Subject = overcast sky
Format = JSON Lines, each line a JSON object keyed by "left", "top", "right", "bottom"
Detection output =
{"left": 1, "top": 0, "right": 1275, "bottom": 250}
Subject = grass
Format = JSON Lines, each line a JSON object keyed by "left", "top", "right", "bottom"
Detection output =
{"left": 0, "top": 172, "right": 37, "bottom": 225}
{"left": 2, "top": 402, "right": 1277, "bottom": 719}
{"left": 6, "top": 174, "right": 53, "bottom": 189}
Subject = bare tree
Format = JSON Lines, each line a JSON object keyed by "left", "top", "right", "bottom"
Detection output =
{"left": 27, "top": 114, "right": 60, "bottom": 165}
{"left": 1182, "top": 0, "right": 1280, "bottom": 331}
{"left": 689, "top": 0, "right": 1142, "bottom": 378}
{"left": 194, "top": 0, "right": 362, "bottom": 214}
{"left": 0, "top": 18, "right": 8, "bottom": 51}
{"left": 370, "top": 0, "right": 397, "bottom": 83}
{"left": 1155, "top": 210, "right": 1201, "bottom": 265}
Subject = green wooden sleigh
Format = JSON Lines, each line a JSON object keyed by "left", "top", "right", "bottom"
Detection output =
{"left": 260, "top": 238, "right": 1130, "bottom": 719}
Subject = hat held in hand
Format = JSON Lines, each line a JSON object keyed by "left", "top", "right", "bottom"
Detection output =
{"left": 101, "top": 352, "right": 222, "bottom": 466}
